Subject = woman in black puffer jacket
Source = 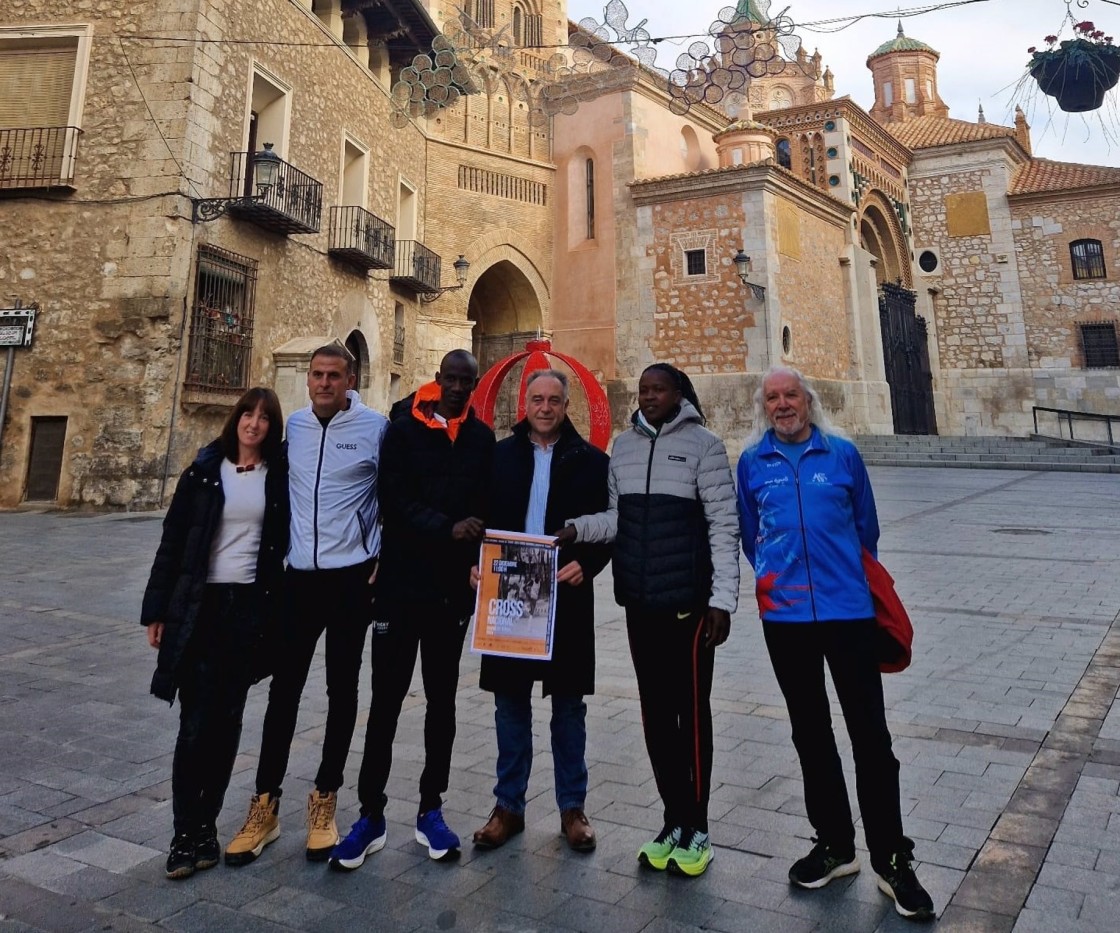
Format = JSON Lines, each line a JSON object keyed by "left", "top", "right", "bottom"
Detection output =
{"left": 559, "top": 363, "right": 739, "bottom": 878}
{"left": 141, "top": 387, "right": 289, "bottom": 881}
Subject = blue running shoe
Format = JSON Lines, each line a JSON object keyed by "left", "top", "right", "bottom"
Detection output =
{"left": 416, "top": 808, "right": 460, "bottom": 861}
{"left": 328, "top": 815, "right": 387, "bottom": 872}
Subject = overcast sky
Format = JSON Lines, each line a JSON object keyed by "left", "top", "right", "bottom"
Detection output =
{"left": 566, "top": 0, "right": 1120, "bottom": 166}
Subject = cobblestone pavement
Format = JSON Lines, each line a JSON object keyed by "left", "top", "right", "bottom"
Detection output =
{"left": 1, "top": 466, "right": 1119, "bottom": 933}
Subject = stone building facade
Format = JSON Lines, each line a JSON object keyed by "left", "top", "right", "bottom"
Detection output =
{"left": 0, "top": 0, "right": 566, "bottom": 507}
{"left": 3, "top": 4, "right": 1119, "bottom": 508}
{"left": 879, "top": 33, "right": 1120, "bottom": 435}
{"left": 556, "top": 15, "right": 1120, "bottom": 450}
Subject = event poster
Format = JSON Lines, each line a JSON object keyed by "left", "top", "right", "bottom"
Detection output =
{"left": 470, "top": 530, "right": 558, "bottom": 660}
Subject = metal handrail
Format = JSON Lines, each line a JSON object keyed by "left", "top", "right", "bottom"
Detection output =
{"left": 1032, "top": 405, "right": 1118, "bottom": 447}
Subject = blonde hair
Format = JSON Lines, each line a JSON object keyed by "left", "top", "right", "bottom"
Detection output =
{"left": 744, "top": 365, "right": 843, "bottom": 448}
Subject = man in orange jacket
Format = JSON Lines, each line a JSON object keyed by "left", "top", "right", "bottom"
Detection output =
{"left": 330, "top": 350, "right": 496, "bottom": 871}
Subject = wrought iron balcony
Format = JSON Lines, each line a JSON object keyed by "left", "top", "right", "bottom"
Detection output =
{"left": 328, "top": 205, "right": 395, "bottom": 271}
{"left": 390, "top": 239, "right": 441, "bottom": 293}
{"left": 0, "top": 126, "right": 81, "bottom": 190}
{"left": 215, "top": 150, "right": 322, "bottom": 234}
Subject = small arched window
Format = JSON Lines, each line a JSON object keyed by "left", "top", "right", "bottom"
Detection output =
{"left": 776, "top": 138, "right": 792, "bottom": 170}
{"left": 585, "top": 158, "right": 595, "bottom": 240}
{"left": 513, "top": 7, "right": 523, "bottom": 45}
{"left": 1071, "top": 239, "right": 1106, "bottom": 279}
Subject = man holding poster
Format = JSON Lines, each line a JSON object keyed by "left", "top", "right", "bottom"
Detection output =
{"left": 471, "top": 370, "right": 610, "bottom": 853}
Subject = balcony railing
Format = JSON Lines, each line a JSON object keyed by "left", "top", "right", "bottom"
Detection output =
{"left": 225, "top": 150, "right": 322, "bottom": 234}
{"left": 390, "top": 239, "right": 441, "bottom": 293}
{"left": 328, "top": 205, "right": 395, "bottom": 272}
{"left": 0, "top": 126, "right": 81, "bottom": 190}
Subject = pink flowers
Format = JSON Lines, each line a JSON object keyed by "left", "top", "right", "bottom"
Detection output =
{"left": 1029, "top": 23, "right": 1116, "bottom": 55}
{"left": 1073, "top": 21, "right": 1114, "bottom": 44}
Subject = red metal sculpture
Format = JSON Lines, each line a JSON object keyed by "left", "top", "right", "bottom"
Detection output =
{"left": 473, "top": 339, "right": 612, "bottom": 451}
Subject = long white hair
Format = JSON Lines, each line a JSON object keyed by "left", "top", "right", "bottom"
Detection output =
{"left": 743, "top": 365, "right": 844, "bottom": 448}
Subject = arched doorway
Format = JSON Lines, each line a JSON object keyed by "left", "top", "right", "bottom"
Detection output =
{"left": 859, "top": 196, "right": 936, "bottom": 435}
{"left": 859, "top": 200, "right": 905, "bottom": 286}
{"left": 468, "top": 259, "right": 543, "bottom": 433}
{"left": 345, "top": 329, "right": 369, "bottom": 394}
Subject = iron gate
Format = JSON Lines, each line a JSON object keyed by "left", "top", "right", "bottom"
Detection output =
{"left": 878, "top": 282, "right": 937, "bottom": 435}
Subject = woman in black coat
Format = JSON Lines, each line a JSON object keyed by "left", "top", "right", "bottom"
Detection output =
{"left": 141, "top": 387, "right": 289, "bottom": 880}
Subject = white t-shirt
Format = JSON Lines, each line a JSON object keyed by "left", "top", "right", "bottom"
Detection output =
{"left": 208, "top": 460, "right": 267, "bottom": 584}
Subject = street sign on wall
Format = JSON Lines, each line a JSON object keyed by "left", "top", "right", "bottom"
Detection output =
{"left": 0, "top": 307, "right": 36, "bottom": 347}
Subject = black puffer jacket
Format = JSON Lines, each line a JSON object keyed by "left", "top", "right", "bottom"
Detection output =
{"left": 140, "top": 440, "right": 289, "bottom": 702}
{"left": 569, "top": 400, "right": 740, "bottom": 613}
{"left": 479, "top": 419, "right": 611, "bottom": 697}
{"left": 375, "top": 394, "right": 495, "bottom": 617}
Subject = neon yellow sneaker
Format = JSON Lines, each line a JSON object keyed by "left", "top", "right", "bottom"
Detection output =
{"left": 667, "top": 829, "right": 713, "bottom": 877}
{"left": 637, "top": 825, "right": 681, "bottom": 871}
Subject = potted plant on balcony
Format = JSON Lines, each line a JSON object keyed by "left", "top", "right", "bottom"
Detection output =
{"left": 1028, "top": 20, "right": 1120, "bottom": 112}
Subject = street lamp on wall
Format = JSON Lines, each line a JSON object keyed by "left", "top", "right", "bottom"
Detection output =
{"left": 191, "top": 143, "right": 283, "bottom": 223}
{"left": 733, "top": 248, "right": 766, "bottom": 301}
{"left": 419, "top": 255, "right": 471, "bottom": 302}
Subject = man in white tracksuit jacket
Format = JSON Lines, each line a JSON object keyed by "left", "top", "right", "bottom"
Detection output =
{"left": 224, "top": 344, "right": 388, "bottom": 867}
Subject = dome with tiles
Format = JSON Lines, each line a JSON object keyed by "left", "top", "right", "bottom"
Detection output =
{"left": 868, "top": 22, "right": 938, "bottom": 60}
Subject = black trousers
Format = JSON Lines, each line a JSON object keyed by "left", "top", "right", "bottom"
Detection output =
{"left": 255, "top": 561, "right": 374, "bottom": 797}
{"left": 357, "top": 604, "right": 470, "bottom": 818}
{"left": 625, "top": 607, "right": 716, "bottom": 833}
{"left": 171, "top": 583, "right": 259, "bottom": 836}
{"left": 763, "top": 619, "right": 905, "bottom": 872}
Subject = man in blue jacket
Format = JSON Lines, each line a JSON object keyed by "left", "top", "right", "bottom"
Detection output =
{"left": 225, "top": 343, "right": 388, "bottom": 866}
{"left": 737, "top": 366, "right": 934, "bottom": 922}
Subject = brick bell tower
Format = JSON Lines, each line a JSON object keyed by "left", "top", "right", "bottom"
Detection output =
{"left": 866, "top": 22, "right": 950, "bottom": 124}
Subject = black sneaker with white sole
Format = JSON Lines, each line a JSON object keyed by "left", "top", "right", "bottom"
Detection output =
{"left": 165, "top": 834, "right": 196, "bottom": 880}
{"left": 788, "top": 839, "right": 860, "bottom": 889}
{"left": 193, "top": 826, "right": 220, "bottom": 871}
{"left": 875, "top": 840, "right": 935, "bottom": 921}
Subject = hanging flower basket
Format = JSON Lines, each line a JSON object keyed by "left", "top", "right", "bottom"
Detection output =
{"left": 1028, "top": 22, "right": 1120, "bottom": 112}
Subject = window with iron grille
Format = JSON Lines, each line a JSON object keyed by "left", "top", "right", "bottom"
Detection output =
{"left": 685, "top": 249, "right": 706, "bottom": 276}
{"left": 186, "top": 245, "right": 258, "bottom": 392}
{"left": 0, "top": 27, "right": 90, "bottom": 190}
{"left": 1079, "top": 321, "right": 1119, "bottom": 368}
{"left": 1070, "top": 239, "right": 1106, "bottom": 280}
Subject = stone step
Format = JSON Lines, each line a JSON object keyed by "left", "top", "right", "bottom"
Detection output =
{"left": 854, "top": 434, "right": 1120, "bottom": 472}
{"left": 856, "top": 445, "right": 1117, "bottom": 458}
{"left": 863, "top": 459, "right": 1120, "bottom": 473}
{"left": 855, "top": 435, "right": 1056, "bottom": 449}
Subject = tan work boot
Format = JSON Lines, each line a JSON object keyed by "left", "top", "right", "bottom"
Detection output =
{"left": 224, "top": 793, "right": 280, "bottom": 866}
{"left": 306, "top": 790, "right": 339, "bottom": 861}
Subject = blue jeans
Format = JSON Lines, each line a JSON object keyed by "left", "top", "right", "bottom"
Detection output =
{"left": 493, "top": 689, "right": 588, "bottom": 814}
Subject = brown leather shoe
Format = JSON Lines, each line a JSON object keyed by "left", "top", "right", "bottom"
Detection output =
{"left": 472, "top": 806, "right": 525, "bottom": 850}
{"left": 561, "top": 808, "right": 596, "bottom": 852}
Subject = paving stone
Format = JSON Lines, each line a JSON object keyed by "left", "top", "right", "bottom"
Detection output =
{"left": 952, "top": 866, "right": 1033, "bottom": 916}
{"left": 4, "top": 470, "right": 1120, "bottom": 932}
{"left": 934, "top": 903, "right": 1016, "bottom": 931}
{"left": 242, "top": 885, "right": 344, "bottom": 926}
{"left": 160, "top": 902, "right": 292, "bottom": 933}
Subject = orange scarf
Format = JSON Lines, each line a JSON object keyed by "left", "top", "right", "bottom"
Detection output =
{"left": 410, "top": 380, "right": 471, "bottom": 442}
